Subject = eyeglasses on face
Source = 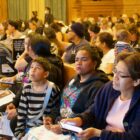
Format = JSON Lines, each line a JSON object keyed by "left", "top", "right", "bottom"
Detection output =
{"left": 112, "top": 68, "right": 131, "bottom": 78}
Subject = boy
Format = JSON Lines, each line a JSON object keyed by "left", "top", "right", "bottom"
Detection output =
{"left": 14, "top": 57, "right": 60, "bottom": 139}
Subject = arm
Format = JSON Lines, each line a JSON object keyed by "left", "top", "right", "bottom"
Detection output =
{"left": 6, "top": 103, "right": 17, "bottom": 120}
{"left": 64, "top": 81, "right": 140, "bottom": 140}
{"left": 14, "top": 52, "right": 28, "bottom": 71}
{"left": 14, "top": 41, "right": 29, "bottom": 70}
{"left": 52, "top": 38, "right": 71, "bottom": 55}
{"left": 44, "top": 85, "right": 61, "bottom": 124}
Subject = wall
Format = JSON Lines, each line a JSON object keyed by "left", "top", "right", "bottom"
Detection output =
{"left": 67, "top": 0, "right": 140, "bottom": 23}
{"left": 1, "top": 0, "right": 140, "bottom": 23}
{"left": 29, "top": 0, "right": 45, "bottom": 22}
{"left": 0, "top": 0, "right": 8, "bottom": 22}
{"left": 45, "top": 0, "right": 67, "bottom": 22}
{"left": 7, "top": 0, "right": 28, "bottom": 20}
{"left": 122, "top": 0, "right": 140, "bottom": 15}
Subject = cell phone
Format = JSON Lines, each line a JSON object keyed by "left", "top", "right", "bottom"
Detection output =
{"left": 59, "top": 122, "right": 83, "bottom": 133}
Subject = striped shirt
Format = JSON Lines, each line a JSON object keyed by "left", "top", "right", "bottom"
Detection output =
{"left": 15, "top": 81, "right": 60, "bottom": 138}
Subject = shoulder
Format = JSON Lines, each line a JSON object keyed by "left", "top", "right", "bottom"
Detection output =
{"left": 96, "top": 81, "right": 119, "bottom": 100}
{"left": 48, "top": 81, "right": 60, "bottom": 94}
{"left": 22, "top": 83, "right": 32, "bottom": 93}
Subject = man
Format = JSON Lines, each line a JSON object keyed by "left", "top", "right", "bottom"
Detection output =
{"left": 44, "top": 6, "right": 54, "bottom": 26}
{"left": 62, "top": 22, "right": 89, "bottom": 64}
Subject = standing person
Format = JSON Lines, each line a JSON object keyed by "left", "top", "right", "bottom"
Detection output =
{"left": 30, "top": 11, "right": 39, "bottom": 22}
{"left": 62, "top": 52, "right": 140, "bottom": 140}
{"left": 44, "top": 6, "right": 54, "bottom": 26}
{"left": 44, "top": 46, "right": 109, "bottom": 134}
{"left": 14, "top": 57, "right": 60, "bottom": 139}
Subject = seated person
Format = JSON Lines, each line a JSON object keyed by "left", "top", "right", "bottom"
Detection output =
{"left": 95, "top": 32, "right": 115, "bottom": 76}
{"left": 62, "top": 22, "right": 89, "bottom": 64}
{"left": 62, "top": 52, "right": 140, "bottom": 140}
{"left": 14, "top": 57, "right": 60, "bottom": 139}
{"left": 43, "top": 46, "right": 109, "bottom": 133}
{"left": 114, "top": 29, "right": 134, "bottom": 60}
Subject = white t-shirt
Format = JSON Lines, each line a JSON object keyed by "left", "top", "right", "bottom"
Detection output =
{"left": 99, "top": 49, "right": 115, "bottom": 73}
{"left": 106, "top": 96, "right": 131, "bottom": 132}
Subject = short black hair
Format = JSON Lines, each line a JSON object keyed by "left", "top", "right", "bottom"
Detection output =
{"left": 8, "top": 20, "right": 19, "bottom": 30}
{"left": 76, "top": 46, "right": 102, "bottom": 69}
{"left": 32, "top": 57, "right": 51, "bottom": 72}
{"left": 28, "top": 33, "right": 51, "bottom": 57}
{"left": 98, "top": 32, "right": 114, "bottom": 48}
{"left": 89, "top": 24, "right": 100, "bottom": 34}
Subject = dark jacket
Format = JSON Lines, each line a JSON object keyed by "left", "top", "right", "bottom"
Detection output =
{"left": 61, "top": 70, "right": 109, "bottom": 116}
{"left": 78, "top": 81, "right": 140, "bottom": 140}
{"left": 44, "top": 13, "right": 54, "bottom": 25}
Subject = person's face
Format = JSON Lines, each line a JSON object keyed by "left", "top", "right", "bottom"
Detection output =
{"left": 130, "top": 33, "right": 138, "bottom": 42}
{"left": 75, "top": 50, "right": 95, "bottom": 75}
{"left": 29, "top": 22, "right": 36, "bottom": 31}
{"left": 88, "top": 29, "right": 96, "bottom": 39}
{"left": 95, "top": 36, "right": 104, "bottom": 49}
{"left": 8, "top": 24, "right": 14, "bottom": 33}
{"left": 67, "top": 27, "right": 76, "bottom": 42}
{"left": 45, "top": 9, "right": 49, "bottom": 14}
{"left": 29, "top": 62, "right": 48, "bottom": 82}
{"left": 113, "top": 61, "right": 135, "bottom": 92}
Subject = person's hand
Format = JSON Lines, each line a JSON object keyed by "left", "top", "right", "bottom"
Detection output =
{"left": 6, "top": 103, "right": 17, "bottom": 120}
{"left": 43, "top": 116, "right": 53, "bottom": 125}
{"left": 6, "top": 108, "right": 17, "bottom": 120}
{"left": 77, "top": 127, "right": 101, "bottom": 139}
{"left": 49, "top": 124, "right": 62, "bottom": 134}
{"left": 61, "top": 117, "right": 83, "bottom": 127}
{"left": 6, "top": 103, "right": 15, "bottom": 111}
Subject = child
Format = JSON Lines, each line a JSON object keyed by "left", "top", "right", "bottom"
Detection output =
{"left": 14, "top": 57, "right": 60, "bottom": 139}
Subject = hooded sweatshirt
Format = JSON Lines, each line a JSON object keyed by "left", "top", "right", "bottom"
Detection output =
{"left": 60, "top": 70, "right": 109, "bottom": 118}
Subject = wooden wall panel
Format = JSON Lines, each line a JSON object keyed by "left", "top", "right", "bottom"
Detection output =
{"left": 67, "top": 0, "right": 140, "bottom": 23}
{"left": 0, "top": 0, "right": 8, "bottom": 22}
{"left": 123, "top": 0, "right": 140, "bottom": 16}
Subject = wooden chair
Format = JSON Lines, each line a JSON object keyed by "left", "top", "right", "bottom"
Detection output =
{"left": 63, "top": 63, "right": 76, "bottom": 86}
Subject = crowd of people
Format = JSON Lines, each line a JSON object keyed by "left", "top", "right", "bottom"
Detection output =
{"left": 0, "top": 9, "right": 140, "bottom": 140}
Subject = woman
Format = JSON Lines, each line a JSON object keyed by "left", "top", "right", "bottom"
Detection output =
{"left": 15, "top": 33, "right": 63, "bottom": 89}
{"left": 95, "top": 32, "right": 115, "bottom": 75}
{"left": 62, "top": 52, "right": 140, "bottom": 140}
{"left": 88, "top": 23, "right": 100, "bottom": 46}
{"left": 44, "top": 46, "right": 109, "bottom": 133}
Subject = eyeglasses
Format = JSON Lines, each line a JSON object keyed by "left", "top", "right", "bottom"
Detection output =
{"left": 112, "top": 68, "right": 131, "bottom": 78}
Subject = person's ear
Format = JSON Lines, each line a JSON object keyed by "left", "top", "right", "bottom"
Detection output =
{"left": 44, "top": 71, "right": 49, "bottom": 79}
{"left": 133, "top": 79, "right": 140, "bottom": 87}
